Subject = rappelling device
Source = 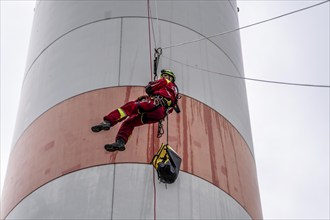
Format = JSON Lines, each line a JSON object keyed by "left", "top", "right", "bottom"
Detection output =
{"left": 153, "top": 47, "right": 162, "bottom": 81}
{"left": 152, "top": 143, "right": 182, "bottom": 184}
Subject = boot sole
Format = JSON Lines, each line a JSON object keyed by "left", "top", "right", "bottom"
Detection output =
{"left": 104, "top": 144, "right": 125, "bottom": 152}
{"left": 91, "top": 126, "right": 110, "bottom": 132}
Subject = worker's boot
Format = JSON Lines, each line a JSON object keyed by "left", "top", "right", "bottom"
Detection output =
{"left": 91, "top": 121, "right": 111, "bottom": 132}
{"left": 104, "top": 138, "right": 126, "bottom": 152}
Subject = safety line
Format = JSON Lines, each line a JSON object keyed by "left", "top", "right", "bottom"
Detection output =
{"left": 147, "top": 0, "right": 153, "bottom": 81}
{"left": 118, "top": 18, "right": 123, "bottom": 86}
{"left": 110, "top": 164, "right": 116, "bottom": 220}
{"left": 162, "top": 55, "right": 330, "bottom": 88}
{"left": 148, "top": 5, "right": 157, "bottom": 50}
{"left": 154, "top": 0, "right": 161, "bottom": 48}
{"left": 166, "top": 116, "right": 169, "bottom": 145}
{"left": 147, "top": 1, "right": 157, "bottom": 220}
{"left": 162, "top": 0, "right": 329, "bottom": 50}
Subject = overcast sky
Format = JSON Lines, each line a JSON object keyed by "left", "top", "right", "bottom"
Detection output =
{"left": 1, "top": 1, "right": 329, "bottom": 219}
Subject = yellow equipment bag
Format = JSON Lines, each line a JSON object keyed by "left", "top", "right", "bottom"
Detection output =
{"left": 152, "top": 143, "right": 181, "bottom": 184}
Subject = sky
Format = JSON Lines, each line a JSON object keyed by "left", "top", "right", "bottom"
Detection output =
{"left": 1, "top": 1, "right": 329, "bottom": 219}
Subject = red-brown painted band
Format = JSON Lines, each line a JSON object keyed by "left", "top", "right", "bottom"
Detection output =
{"left": 2, "top": 87, "right": 262, "bottom": 219}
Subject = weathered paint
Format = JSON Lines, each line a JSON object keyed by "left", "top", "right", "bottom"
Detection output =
{"left": 3, "top": 1, "right": 262, "bottom": 219}
{"left": 2, "top": 87, "right": 262, "bottom": 219}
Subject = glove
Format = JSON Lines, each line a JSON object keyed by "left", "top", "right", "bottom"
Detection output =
{"left": 136, "top": 95, "right": 148, "bottom": 101}
{"left": 145, "top": 84, "right": 153, "bottom": 95}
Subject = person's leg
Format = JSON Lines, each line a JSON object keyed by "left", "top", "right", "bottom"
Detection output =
{"left": 91, "top": 100, "right": 139, "bottom": 132}
{"left": 104, "top": 106, "right": 167, "bottom": 152}
{"left": 140, "top": 106, "right": 167, "bottom": 124}
{"left": 115, "top": 106, "right": 167, "bottom": 143}
{"left": 104, "top": 114, "right": 144, "bottom": 151}
{"left": 116, "top": 114, "right": 144, "bottom": 143}
{"left": 104, "top": 101, "right": 139, "bottom": 124}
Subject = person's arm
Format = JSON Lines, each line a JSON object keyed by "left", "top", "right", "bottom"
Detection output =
{"left": 145, "top": 78, "right": 167, "bottom": 95}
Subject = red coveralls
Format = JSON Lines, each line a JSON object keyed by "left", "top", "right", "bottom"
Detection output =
{"left": 103, "top": 78, "right": 178, "bottom": 143}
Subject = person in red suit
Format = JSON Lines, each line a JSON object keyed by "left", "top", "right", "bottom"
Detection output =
{"left": 91, "top": 69, "right": 179, "bottom": 152}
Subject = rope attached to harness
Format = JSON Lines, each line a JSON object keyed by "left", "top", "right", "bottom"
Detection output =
{"left": 146, "top": 1, "right": 158, "bottom": 219}
{"left": 151, "top": 48, "right": 166, "bottom": 139}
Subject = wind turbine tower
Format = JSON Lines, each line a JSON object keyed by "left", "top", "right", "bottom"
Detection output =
{"left": 2, "top": 1, "right": 262, "bottom": 219}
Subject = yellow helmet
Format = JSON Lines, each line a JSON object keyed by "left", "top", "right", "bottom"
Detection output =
{"left": 161, "top": 69, "right": 176, "bottom": 82}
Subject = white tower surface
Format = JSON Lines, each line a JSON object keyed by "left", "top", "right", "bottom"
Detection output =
{"left": 2, "top": 1, "right": 262, "bottom": 219}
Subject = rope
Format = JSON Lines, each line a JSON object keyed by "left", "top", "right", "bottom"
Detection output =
{"left": 162, "top": 0, "right": 329, "bottom": 50}
{"left": 147, "top": 1, "right": 157, "bottom": 220}
{"left": 110, "top": 164, "right": 116, "bottom": 220}
{"left": 148, "top": 1, "right": 165, "bottom": 142}
{"left": 162, "top": 55, "right": 330, "bottom": 88}
{"left": 166, "top": 115, "right": 169, "bottom": 145}
{"left": 154, "top": 0, "right": 161, "bottom": 47}
{"left": 147, "top": 0, "right": 153, "bottom": 80}
{"left": 148, "top": 5, "right": 157, "bottom": 50}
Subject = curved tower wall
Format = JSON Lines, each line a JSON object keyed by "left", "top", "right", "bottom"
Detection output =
{"left": 2, "top": 1, "right": 262, "bottom": 219}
